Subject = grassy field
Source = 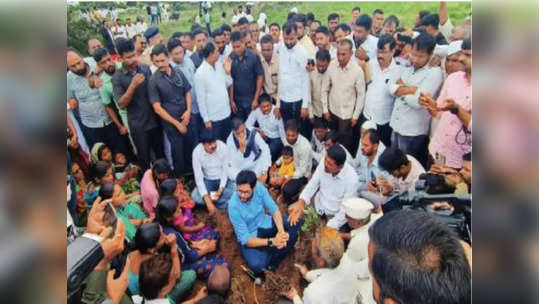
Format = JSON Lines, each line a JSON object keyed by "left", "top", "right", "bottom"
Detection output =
{"left": 117, "top": 2, "right": 471, "bottom": 39}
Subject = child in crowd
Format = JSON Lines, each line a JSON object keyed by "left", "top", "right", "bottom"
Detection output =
{"left": 160, "top": 179, "right": 215, "bottom": 242}
{"left": 269, "top": 146, "right": 295, "bottom": 193}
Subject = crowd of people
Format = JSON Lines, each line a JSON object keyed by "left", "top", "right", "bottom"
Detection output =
{"left": 67, "top": 2, "right": 472, "bottom": 303}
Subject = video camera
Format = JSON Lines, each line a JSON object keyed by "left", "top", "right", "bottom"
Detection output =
{"left": 382, "top": 173, "right": 471, "bottom": 243}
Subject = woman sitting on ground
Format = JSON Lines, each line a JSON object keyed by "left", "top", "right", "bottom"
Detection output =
{"left": 141, "top": 159, "right": 195, "bottom": 217}
{"left": 160, "top": 179, "right": 215, "bottom": 242}
{"left": 127, "top": 222, "right": 197, "bottom": 303}
{"left": 98, "top": 183, "right": 153, "bottom": 241}
{"left": 157, "top": 195, "right": 228, "bottom": 278}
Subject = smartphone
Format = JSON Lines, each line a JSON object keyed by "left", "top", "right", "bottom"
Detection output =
{"left": 435, "top": 152, "right": 446, "bottom": 166}
{"left": 370, "top": 171, "right": 377, "bottom": 186}
{"left": 308, "top": 58, "right": 315, "bottom": 66}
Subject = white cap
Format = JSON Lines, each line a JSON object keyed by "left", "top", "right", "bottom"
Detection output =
{"left": 361, "top": 120, "right": 377, "bottom": 131}
{"left": 447, "top": 40, "right": 463, "bottom": 56}
{"left": 290, "top": 7, "right": 298, "bottom": 13}
{"left": 342, "top": 198, "right": 374, "bottom": 220}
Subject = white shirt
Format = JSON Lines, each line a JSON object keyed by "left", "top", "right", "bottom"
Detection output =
{"left": 136, "top": 22, "right": 147, "bottom": 35}
{"left": 111, "top": 25, "right": 127, "bottom": 39}
{"left": 194, "top": 60, "right": 233, "bottom": 123}
{"left": 294, "top": 217, "right": 381, "bottom": 304}
{"left": 300, "top": 161, "right": 359, "bottom": 229}
{"left": 394, "top": 155, "right": 425, "bottom": 193}
{"left": 226, "top": 132, "right": 272, "bottom": 180}
{"left": 310, "top": 131, "right": 325, "bottom": 163}
{"left": 363, "top": 58, "right": 405, "bottom": 125}
{"left": 278, "top": 43, "right": 310, "bottom": 107}
{"left": 125, "top": 24, "right": 137, "bottom": 38}
{"left": 245, "top": 105, "right": 283, "bottom": 139}
{"left": 192, "top": 141, "right": 229, "bottom": 196}
{"left": 389, "top": 65, "right": 444, "bottom": 136}
{"left": 280, "top": 133, "right": 313, "bottom": 179}
{"left": 359, "top": 34, "right": 379, "bottom": 61}
{"left": 224, "top": 43, "right": 233, "bottom": 57}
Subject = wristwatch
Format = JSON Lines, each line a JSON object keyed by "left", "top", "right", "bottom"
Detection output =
{"left": 268, "top": 238, "right": 274, "bottom": 248}
{"left": 449, "top": 105, "right": 459, "bottom": 114}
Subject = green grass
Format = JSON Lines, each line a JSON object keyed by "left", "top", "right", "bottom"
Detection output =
{"left": 116, "top": 2, "right": 471, "bottom": 39}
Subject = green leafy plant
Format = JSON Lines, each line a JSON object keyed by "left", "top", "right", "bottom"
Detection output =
{"left": 301, "top": 205, "right": 321, "bottom": 233}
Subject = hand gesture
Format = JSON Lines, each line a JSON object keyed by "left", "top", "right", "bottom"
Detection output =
{"left": 165, "top": 233, "right": 177, "bottom": 247}
{"left": 429, "top": 55, "right": 442, "bottom": 67}
{"left": 377, "top": 177, "right": 393, "bottom": 195}
{"left": 438, "top": 99, "right": 458, "bottom": 112}
{"left": 118, "top": 125, "right": 128, "bottom": 136}
{"left": 273, "top": 107, "right": 281, "bottom": 119}
{"left": 223, "top": 56, "right": 232, "bottom": 74}
{"left": 288, "top": 200, "right": 305, "bottom": 226}
{"left": 87, "top": 197, "right": 109, "bottom": 235}
{"left": 131, "top": 73, "right": 146, "bottom": 88}
{"left": 175, "top": 122, "right": 187, "bottom": 135}
{"left": 323, "top": 112, "right": 331, "bottom": 121}
{"left": 193, "top": 286, "right": 208, "bottom": 301}
{"left": 106, "top": 256, "right": 130, "bottom": 304}
{"left": 206, "top": 200, "right": 217, "bottom": 214}
{"left": 419, "top": 92, "right": 437, "bottom": 112}
{"left": 300, "top": 108, "right": 309, "bottom": 120}
{"left": 101, "top": 220, "right": 126, "bottom": 262}
{"left": 366, "top": 180, "right": 378, "bottom": 193}
{"left": 251, "top": 98, "right": 259, "bottom": 110}
{"left": 230, "top": 100, "right": 238, "bottom": 114}
{"left": 181, "top": 111, "right": 191, "bottom": 126}
{"left": 293, "top": 263, "right": 308, "bottom": 278}
{"left": 68, "top": 99, "right": 78, "bottom": 110}
{"left": 273, "top": 231, "right": 289, "bottom": 249}
{"left": 281, "top": 286, "right": 299, "bottom": 301}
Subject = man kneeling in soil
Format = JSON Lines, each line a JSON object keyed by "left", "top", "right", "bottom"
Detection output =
{"left": 228, "top": 170, "right": 303, "bottom": 274}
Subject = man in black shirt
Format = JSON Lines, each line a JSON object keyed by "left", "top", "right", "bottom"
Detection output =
{"left": 229, "top": 31, "right": 264, "bottom": 121}
{"left": 112, "top": 38, "right": 164, "bottom": 172}
{"left": 149, "top": 44, "right": 193, "bottom": 177}
{"left": 421, "top": 13, "right": 448, "bottom": 45}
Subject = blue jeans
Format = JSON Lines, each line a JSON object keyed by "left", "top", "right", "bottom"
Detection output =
{"left": 191, "top": 179, "right": 235, "bottom": 209}
{"left": 266, "top": 137, "right": 283, "bottom": 162}
{"left": 240, "top": 214, "right": 303, "bottom": 274}
{"left": 391, "top": 132, "right": 429, "bottom": 168}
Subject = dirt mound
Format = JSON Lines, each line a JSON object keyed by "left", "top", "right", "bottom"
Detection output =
{"left": 193, "top": 207, "right": 315, "bottom": 303}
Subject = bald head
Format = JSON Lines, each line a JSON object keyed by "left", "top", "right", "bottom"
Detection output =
{"left": 67, "top": 50, "right": 87, "bottom": 76}
{"left": 207, "top": 265, "right": 230, "bottom": 295}
{"left": 88, "top": 38, "right": 103, "bottom": 56}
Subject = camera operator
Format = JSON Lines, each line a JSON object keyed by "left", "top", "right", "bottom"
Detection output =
{"left": 429, "top": 152, "right": 471, "bottom": 194}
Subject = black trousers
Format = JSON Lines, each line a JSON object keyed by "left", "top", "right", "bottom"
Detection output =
{"left": 164, "top": 126, "right": 186, "bottom": 178}
{"left": 81, "top": 122, "right": 132, "bottom": 160}
{"left": 329, "top": 112, "right": 355, "bottom": 154}
{"left": 183, "top": 113, "right": 203, "bottom": 174}
{"left": 377, "top": 122, "right": 393, "bottom": 148}
{"left": 209, "top": 116, "right": 232, "bottom": 143}
{"left": 130, "top": 126, "right": 164, "bottom": 173}
{"left": 282, "top": 177, "right": 308, "bottom": 205}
